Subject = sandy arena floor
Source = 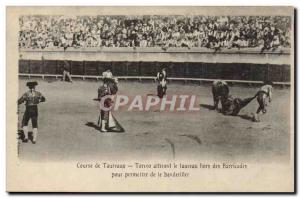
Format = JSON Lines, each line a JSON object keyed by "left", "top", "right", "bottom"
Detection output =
{"left": 17, "top": 78, "right": 292, "bottom": 163}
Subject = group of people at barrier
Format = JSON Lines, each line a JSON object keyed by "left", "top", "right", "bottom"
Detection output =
{"left": 18, "top": 64, "right": 273, "bottom": 143}
{"left": 19, "top": 15, "right": 291, "bottom": 52}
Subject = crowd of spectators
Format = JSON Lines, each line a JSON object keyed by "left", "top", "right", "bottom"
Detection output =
{"left": 19, "top": 15, "right": 291, "bottom": 52}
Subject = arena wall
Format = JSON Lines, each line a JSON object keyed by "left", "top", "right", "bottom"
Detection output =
{"left": 19, "top": 47, "right": 291, "bottom": 83}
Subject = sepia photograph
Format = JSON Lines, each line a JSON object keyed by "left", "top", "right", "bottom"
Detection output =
{"left": 6, "top": 6, "right": 295, "bottom": 192}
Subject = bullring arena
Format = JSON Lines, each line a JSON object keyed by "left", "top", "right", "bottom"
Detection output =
{"left": 17, "top": 47, "right": 292, "bottom": 163}
{"left": 16, "top": 12, "right": 293, "bottom": 164}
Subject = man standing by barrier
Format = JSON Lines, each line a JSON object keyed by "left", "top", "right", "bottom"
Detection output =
{"left": 18, "top": 81, "right": 46, "bottom": 144}
{"left": 62, "top": 60, "right": 73, "bottom": 83}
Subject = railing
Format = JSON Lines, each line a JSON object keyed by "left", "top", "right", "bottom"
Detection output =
{"left": 19, "top": 47, "right": 291, "bottom": 54}
{"left": 19, "top": 47, "right": 291, "bottom": 64}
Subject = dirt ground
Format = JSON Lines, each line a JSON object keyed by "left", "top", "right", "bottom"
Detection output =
{"left": 17, "top": 78, "right": 292, "bottom": 163}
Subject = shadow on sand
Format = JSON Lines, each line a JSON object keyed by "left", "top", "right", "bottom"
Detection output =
{"left": 238, "top": 114, "right": 254, "bottom": 122}
{"left": 17, "top": 130, "right": 33, "bottom": 141}
{"left": 85, "top": 122, "right": 125, "bottom": 133}
{"left": 200, "top": 104, "right": 216, "bottom": 111}
{"left": 200, "top": 104, "right": 255, "bottom": 123}
{"left": 85, "top": 122, "right": 101, "bottom": 131}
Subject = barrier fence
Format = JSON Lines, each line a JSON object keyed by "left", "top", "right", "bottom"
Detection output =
{"left": 19, "top": 59, "right": 291, "bottom": 84}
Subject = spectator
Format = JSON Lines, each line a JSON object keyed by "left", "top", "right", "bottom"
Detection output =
{"left": 19, "top": 15, "right": 291, "bottom": 52}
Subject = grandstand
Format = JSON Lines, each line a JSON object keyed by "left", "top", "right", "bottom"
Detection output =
{"left": 19, "top": 15, "right": 291, "bottom": 51}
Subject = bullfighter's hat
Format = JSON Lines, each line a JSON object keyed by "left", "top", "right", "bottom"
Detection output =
{"left": 26, "top": 81, "right": 38, "bottom": 88}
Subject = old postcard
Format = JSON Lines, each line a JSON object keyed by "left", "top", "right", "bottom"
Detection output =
{"left": 6, "top": 6, "right": 294, "bottom": 192}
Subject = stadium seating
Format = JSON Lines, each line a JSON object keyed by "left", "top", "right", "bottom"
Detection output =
{"left": 19, "top": 15, "right": 291, "bottom": 52}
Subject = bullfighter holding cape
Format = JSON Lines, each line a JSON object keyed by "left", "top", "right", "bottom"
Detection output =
{"left": 96, "top": 70, "right": 124, "bottom": 132}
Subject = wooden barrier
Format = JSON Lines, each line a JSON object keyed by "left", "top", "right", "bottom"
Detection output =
{"left": 19, "top": 60, "right": 291, "bottom": 83}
